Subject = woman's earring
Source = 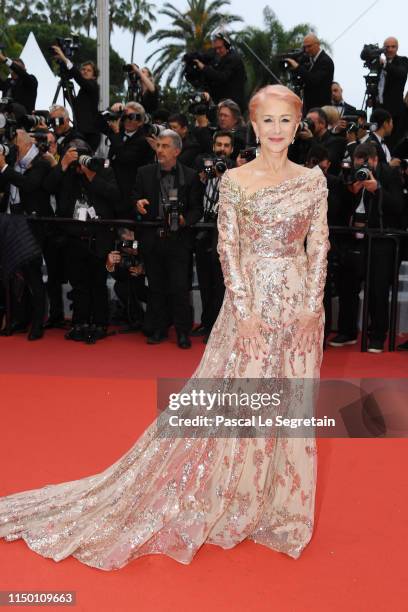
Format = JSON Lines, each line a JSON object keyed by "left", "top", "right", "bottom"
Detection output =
{"left": 256, "top": 136, "right": 260, "bottom": 146}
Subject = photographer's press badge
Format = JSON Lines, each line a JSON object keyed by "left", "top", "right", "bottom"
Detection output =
{"left": 73, "top": 198, "right": 90, "bottom": 221}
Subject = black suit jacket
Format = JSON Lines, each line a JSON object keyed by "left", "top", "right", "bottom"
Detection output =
{"left": 344, "top": 163, "right": 405, "bottom": 230}
{"left": 43, "top": 165, "right": 121, "bottom": 257}
{"left": 367, "top": 133, "right": 388, "bottom": 164}
{"left": 332, "top": 101, "right": 358, "bottom": 117}
{"left": 0, "top": 154, "right": 53, "bottom": 217}
{"left": 107, "top": 128, "right": 155, "bottom": 216}
{"left": 296, "top": 50, "right": 334, "bottom": 113}
{"left": 202, "top": 50, "right": 247, "bottom": 111}
{"left": 379, "top": 55, "right": 408, "bottom": 117}
{"left": 0, "top": 61, "right": 38, "bottom": 113}
{"left": 67, "top": 66, "right": 99, "bottom": 135}
{"left": 132, "top": 162, "right": 204, "bottom": 250}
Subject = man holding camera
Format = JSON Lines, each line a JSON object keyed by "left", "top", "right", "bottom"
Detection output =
{"left": 106, "top": 228, "right": 148, "bottom": 333}
{"left": 103, "top": 101, "right": 155, "bottom": 216}
{"left": 0, "top": 53, "right": 38, "bottom": 114}
{"left": 49, "top": 104, "right": 83, "bottom": 156}
{"left": 376, "top": 37, "right": 408, "bottom": 151}
{"left": 329, "top": 142, "right": 405, "bottom": 353}
{"left": 285, "top": 34, "right": 334, "bottom": 114}
{"left": 0, "top": 129, "right": 54, "bottom": 340}
{"left": 168, "top": 113, "right": 201, "bottom": 168}
{"left": 193, "top": 130, "right": 235, "bottom": 342}
{"left": 44, "top": 138, "right": 121, "bottom": 343}
{"left": 50, "top": 46, "right": 100, "bottom": 152}
{"left": 192, "top": 34, "right": 247, "bottom": 112}
{"left": 133, "top": 129, "right": 203, "bottom": 349}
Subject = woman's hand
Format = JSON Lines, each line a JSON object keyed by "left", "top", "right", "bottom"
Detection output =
{"left": 236, "top": 313, "right": 274, "bottom": 359}
{"left": 285, "top": 310, "right": 321, "bottom": 353}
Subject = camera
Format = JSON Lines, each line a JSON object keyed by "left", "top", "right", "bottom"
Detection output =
{"left": 143, "top": 114, "right": 165, "bottom": 137}
{"left": 77, "top": 155, "right": 110, "bottom": 172}
{"left": 0, "top": 97, "right": 18, "bottom": 142}
{"left": 0, "top": 143, "right": 10, "bottom": 156}
{"left": 277, "top": 49, "right": 308, "bottom": 70}
{"left": 202, "top": 156, "right": 228, "bottom": 178}
{"left": 163, "top": 189, "right": 183, "bottom": 233}
{"left": 122, "top": 64, "right": 141, "bottom": 82}
{"left": 49, "top": 36, "right": 80, "bottom": 61}
{"left": 30, "top": 130, "right": 50, "bottom": 153}
{"left": 360, "top": 44, "right": 386, "bottom": 69}
{"left": 239, "top": 146, "right": 257, "bottom": 162}
{"left": 98, "top": 109, "right": 123, "bottom": 123}
{"left": 298, "top": 118, "right": 315, "bottom": 134}
{"left": 354, "top": 163, "right": 371, "bottom": 182}
{"left": 114, "top": 239, "right": 140, "bottom": 270}
{"left": 182, "top": 51, "right": 213, "bottom": 88}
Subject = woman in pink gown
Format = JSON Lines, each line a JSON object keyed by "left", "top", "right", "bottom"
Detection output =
{"left": 0, "top": 85, "right": 329, "bottom": 569}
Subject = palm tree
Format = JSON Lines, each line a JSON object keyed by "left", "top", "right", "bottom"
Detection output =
{"left": 236, "top": 7, "right": 330, "bottom": 96}
{"left": 146, "top": 0, "right": 242, "bottom": 85}
{"left": 120, "top": 0, "right": 156, "bottom": 63}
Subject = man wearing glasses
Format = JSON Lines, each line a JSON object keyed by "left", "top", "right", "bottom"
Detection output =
{"left": 105, "top": 101, "right": 155, "bottom": 216}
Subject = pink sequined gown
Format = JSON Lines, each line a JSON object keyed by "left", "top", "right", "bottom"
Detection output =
{"left": 0, "top": 166, "right": 329, "bottom": 570}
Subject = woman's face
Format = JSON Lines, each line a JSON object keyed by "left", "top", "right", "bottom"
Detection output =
{"left": 252, "top": 98, "right": 299, "bottom": 154}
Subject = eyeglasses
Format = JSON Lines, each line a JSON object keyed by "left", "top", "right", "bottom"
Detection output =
{"left": 125, "top": 113, "right": 142, "bottom": 121}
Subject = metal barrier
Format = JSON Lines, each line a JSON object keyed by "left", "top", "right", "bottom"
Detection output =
{"left": 1, "top": 217, "right": 407, "bottom": 352}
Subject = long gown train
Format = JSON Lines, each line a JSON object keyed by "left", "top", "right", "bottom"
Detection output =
{"left": 0, "top": 167, "right": 329, "bottom": 570}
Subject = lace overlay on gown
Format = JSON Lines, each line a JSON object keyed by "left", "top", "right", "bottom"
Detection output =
{"left": 0, "top": 166, "right": 329, "bottom": 570}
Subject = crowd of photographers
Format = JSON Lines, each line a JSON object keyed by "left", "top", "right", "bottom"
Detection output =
{"left": 0, "top": 32, "right": 408, "bottom": 352}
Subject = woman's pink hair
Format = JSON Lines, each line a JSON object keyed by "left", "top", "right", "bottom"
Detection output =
{"left": 249, "top": 84, "right": 303, "bottom": 122}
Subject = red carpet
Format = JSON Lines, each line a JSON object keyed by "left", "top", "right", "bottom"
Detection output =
{"left": 0, "top": 330, "right": 407, "bottom": 611}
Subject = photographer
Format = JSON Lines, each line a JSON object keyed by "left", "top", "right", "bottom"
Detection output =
{"left": 193, "top": 34, "right": 247, "bottom": 112}
{"left": 123, "top": 64, "right": 159, "bottom": 113}
{"left": 290, "top": 107, "right": 346, "bottom": 174}
{"left": 368, "top": 108, "right": 394, "bottom": 163}
{"left": 376, "top": 37, "right": 408, "bottom": 150}
{"left": 329, "top": 142, "right": 405, "bottom": 353}
{"left": 285, "top": 34, "right": 334, "bottom": 113}
{"left": 133, "top": 129, "right": 204, "bottom": 349}
{"left": 193, "top": 130, "right": 235, "bottom": 341}
{"left": 331, "top": 82, "right": 357, "bottom": 117}
{"left": 49, "top": 104, "right": 83, "bottom": 156}
{"left": 0, "top": 129, "right": 54, "bottom": 340}
{"left": 168, "top": 113, "right": 201, "bottom": 168}
{"left": 51, "top": 46, "right": 100, "bottom": 152}
{"left": 103, "top": 101, "right": 155, "bottom": 216}
{"left": 106, "top": 228, "right": 148, "bottom": 332}
{"left": 43, "top": 139, "right": 121, "bottom": 344}
{"left": 0, "top": 53, "right": 38, "bottom": 113}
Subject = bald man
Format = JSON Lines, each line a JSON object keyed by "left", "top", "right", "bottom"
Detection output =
{"left": 376, "top": 37, "right": 408, "bottom": 150}
{"left": 285, "top": 33, "right": 334, "bottom": 114}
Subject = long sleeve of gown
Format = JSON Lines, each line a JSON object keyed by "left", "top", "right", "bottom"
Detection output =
{"left": 304, "top": 174, "right": 330, "bottom": 314}
{"left": 217, "top": 173, "right": 252, "bottom": 321}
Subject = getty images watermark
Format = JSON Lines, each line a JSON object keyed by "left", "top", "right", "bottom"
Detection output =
{"left": 156, "top": 378, "right": 408, "bottom": 438}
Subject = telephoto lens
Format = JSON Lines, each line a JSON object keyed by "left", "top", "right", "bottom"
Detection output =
{"left": 78, "top": 155, "right": 110, "bottom": 172}
{"left": 0, "top": 143, "right": 10, "bottom": 156}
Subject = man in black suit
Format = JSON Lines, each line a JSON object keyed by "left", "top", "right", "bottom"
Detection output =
{"left": 49, "top": 105, "right": 83, "bottom": 156}
{"left": 133, "top": 129, "right": 204, "bottom": 349}
{"left": 376, "top": 37, "right": 408, "bottom": 151}
{"left": 331, "top": 82, "right": 357, "bottom": 116}
{"left": 193, "top": 33, "right": 247, "bottom": 112}
{"left": 51, "top": 45, "right": 100, "bottom": 152}
{"left": 44, "top": 139, "right": 121, "bottom": 344}
{"left": 286, "top": 34, "right": 334, "bottom": 114}
{"left": 104, "top": 101, "right": 155, "bottom": 216}
{"left": 0, "top": 53, "right": 37, "bottom": 113}
{"left": 168, "top": 113, "right": 201, "bottom": 168}
{"left": 0, "top": 129, "right": 54, "bottom": 340}
{"left": 367, "top": 108, "right": 394, "bottom": 164}
{"left": 328, "top": 142, "right": 405, "bottom": 353}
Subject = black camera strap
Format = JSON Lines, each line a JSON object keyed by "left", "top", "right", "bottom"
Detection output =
{"left": 157, "top": 162, "right": 185, "bottom": 218}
